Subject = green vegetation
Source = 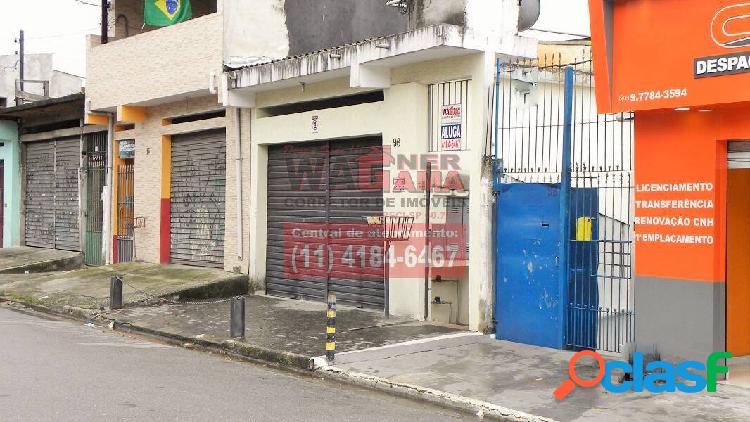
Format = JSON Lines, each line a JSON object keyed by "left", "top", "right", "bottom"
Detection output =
{"left": 4, "top": 292, "right": 46, "bottom": 306}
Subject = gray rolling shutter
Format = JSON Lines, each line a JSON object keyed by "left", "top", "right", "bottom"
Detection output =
{"left": 266, "top": 137, "right": 384, "bottom": 308}
{"left": 170, "top": 129, "right": 226, "bottom": 268}
{"left": 729, "top": 141, "right": 750, "bottom": 169}
{"left": 328, "top": 138, "right": 385, "bottom": 308}
{"left": 24, "top": 141, "right": 56, "bottom": 249}
{"left": 54, "top": 138, "right": 81, "bottom": 251}
{"left": 267, "top": 141, "right": 329, "bottom": 301}
{"left": 24, "top": 138, "right": 81, "bottom": 251}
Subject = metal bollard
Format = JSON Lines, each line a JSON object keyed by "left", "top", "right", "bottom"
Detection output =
{"left": 110, "top": 275, "right": 123, "bottom": 310}
{"left": 230, "top": 296, "right": 246, "bottom": 339}
{"left": 326, "top": 294, "right": 336, "bottom": 362}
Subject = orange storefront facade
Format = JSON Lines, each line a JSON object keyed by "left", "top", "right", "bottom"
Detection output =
{"left": 590, "top": 0, "right": 750, "bottom": 360}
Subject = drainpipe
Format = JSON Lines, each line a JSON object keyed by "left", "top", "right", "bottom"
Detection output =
{"left": 424, "top": 162, "right": 432, "bottom": 320}
{"left": 103, "top": 113, "right": 115, "bottom": 265}
{"left": 234, "top": 107, "right": 244, "bottom": 262}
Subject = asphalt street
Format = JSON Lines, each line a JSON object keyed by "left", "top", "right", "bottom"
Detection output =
{"left": 0, "top": 306, "right": 470, "bottom": 421}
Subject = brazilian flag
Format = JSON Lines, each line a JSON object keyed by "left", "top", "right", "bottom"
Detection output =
{"left": 145, "top": 0, "right": 192, "bottom": 27}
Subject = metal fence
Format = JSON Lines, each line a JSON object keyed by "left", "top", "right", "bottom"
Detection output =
{"left": 494, "top": 52, "right": 635, "bottom": 353}
{"left": 116, "top": 163, "right": 135, "bottom": 263}
{"left": 84, "top": 132, "right": 107, "bottom": 266}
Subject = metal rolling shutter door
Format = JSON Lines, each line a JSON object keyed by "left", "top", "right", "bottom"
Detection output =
{"left": 266, "top": 138, "right": 384, "bottom": 308}
{"left": 170, "top": 129, "right": 226, "bottom": 268}
{"left": 729, "top": 141, "right": 750, "bottom": 169}
{"left": 24, "top": 141, "right": 56, "bottom": 249}
{"left": 266, "top": 141, "right": 329, "bottom": 301}
{"left": 54, "top": 138, "right": 81, "bottom": 251}
{"left": 328, "top": 138, "right": 384, "bottom": 308}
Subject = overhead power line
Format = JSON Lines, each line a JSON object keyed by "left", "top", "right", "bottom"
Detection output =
{"left": 25, "top": 28, "right": 99, "bottom": 40}
{"left": 525, "top": 28, "right": 591, "bottom": 38}
{"left": 74, "top": 0, "right": 101, "bottom": 7}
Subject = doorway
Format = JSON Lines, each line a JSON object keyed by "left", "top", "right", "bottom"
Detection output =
{"left": 115, "top": 140, "right": 135, "bottom": 263}
{"left": 84, "top": 132, "right": 107, "bottom": 266}
{"left": 169, "top": 130, "right": 226, "bottom": 268}
{"left": 24, "top": 138, "right": 81, "bottom": 251}
{"left": 265, "top": 137, "right": 385, "bottom": 309}
{"left": 727, "top": 141, "right": 750, "bottom": 357}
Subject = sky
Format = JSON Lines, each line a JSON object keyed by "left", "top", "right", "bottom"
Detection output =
{"left": 524, "top": 0, "right": 591, "bottom": 41}
{"left": 0, "top": 0, "right": 591, "bottom": 79}
{"left": 0, "top": 0, "right": 101, "bottom": 77}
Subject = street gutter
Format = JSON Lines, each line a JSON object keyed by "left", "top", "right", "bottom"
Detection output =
{"left": 0, "top": 296, "right": 555, "bottom": 422}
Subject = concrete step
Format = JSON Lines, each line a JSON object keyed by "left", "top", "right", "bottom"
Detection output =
{"left": 0, "top": 247, "right": 83, "bottom": 275}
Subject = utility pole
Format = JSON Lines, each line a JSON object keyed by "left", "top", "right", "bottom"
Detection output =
{"left": 101, "top": 1, "right": 109, "bottom": 44}
{"left": 18, "top": 30, "right": 24, "bottom": 88}
{"left": 16, "top": 30, "right": 24, "bottom": 106}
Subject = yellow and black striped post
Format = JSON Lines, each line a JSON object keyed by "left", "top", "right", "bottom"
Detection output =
{"left": 326, "top": 294, "right": 336, "bottom": 362}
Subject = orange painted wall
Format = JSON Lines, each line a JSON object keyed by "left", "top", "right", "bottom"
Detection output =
{"left": 590, "top": 0, "right": 750, "bottom": 113}
{"left": 727, "top": 168, "right": 750, "bottom": 356}
{"left": 635, "top": 103, "right": 750, "bottom": 282}
{"left": 160, "top": 136, "right": 171, "bottom": 264}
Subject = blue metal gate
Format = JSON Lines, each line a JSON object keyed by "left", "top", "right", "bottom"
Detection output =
{"left": 493, "top": 54, "right": 634, "bottom": 353}
{"left": 496, "top": 183, "right": 564, "bottom": 348}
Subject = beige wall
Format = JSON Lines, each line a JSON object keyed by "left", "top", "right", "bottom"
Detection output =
{"left": 247, "top": 53, "right": 496, "bottom": 330}
{"left": 90, "top": 0, "right": 259, "bottom": 274}
{"left": 87, "top": 13, "right": 223, "bottom": 111}
{"left": 223, "top": 107, "right": 253, "bottom": 274}
{"left": 114, "top": 95, "right": 251, "bottom": 273}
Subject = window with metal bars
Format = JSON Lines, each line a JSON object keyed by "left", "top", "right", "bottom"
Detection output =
{"left": 428, "top": 79, "right": 470, "bottom": 152}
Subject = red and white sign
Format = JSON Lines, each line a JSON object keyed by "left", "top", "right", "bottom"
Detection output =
{"left": 440, "top": 104, "right": 463, "bottom": 151}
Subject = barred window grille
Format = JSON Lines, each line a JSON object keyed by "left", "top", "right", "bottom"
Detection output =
{"left": 428, "top": 79, "right": 470, "bottom": 152}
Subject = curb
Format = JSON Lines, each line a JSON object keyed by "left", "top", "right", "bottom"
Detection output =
{"left": 0, "top": 296, "right": 310, "bottom": 371}
{"left": 0, "top": 297, "right": 555, "bottom": 422}
{"left": 111, "top": 322, "right": 311, "bottom": 371}
{"left": 0, "top": 254, "right": 84, "bottom": 275}
{"left": 0, "top": 297, "right": 98, "bottom": 322}
{"left": 175, "top": 275, "right": 250, "bottom": 301}
{"left": 315, "top": 364, "right": 556, "bottom": 422}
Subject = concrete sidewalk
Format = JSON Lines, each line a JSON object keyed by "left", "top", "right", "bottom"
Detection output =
{"left": 0, "top": 262, "right": 248, "bottom": 310}
{"left": 107, "top": 294, "right": 462, "bottom": 358}
{"left": 3, "top": 267, "right": 747, "bottom": 421}
{"left": 0, "top": 247, "right": 82, "bottom": 274}
{"left": 328, "top": 334, "right": 750, "bottom": 422}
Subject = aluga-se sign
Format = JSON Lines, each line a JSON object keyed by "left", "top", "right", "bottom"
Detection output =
{"left": 440, "top": 104, "right": 463, "bottom": 151}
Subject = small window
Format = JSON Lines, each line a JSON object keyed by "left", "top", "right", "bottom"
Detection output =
{"left": 0, "top": 97, "right": 7, "bottom": 108}
{"left": 428, "top": 80, "right": 470, "bottom": 152}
